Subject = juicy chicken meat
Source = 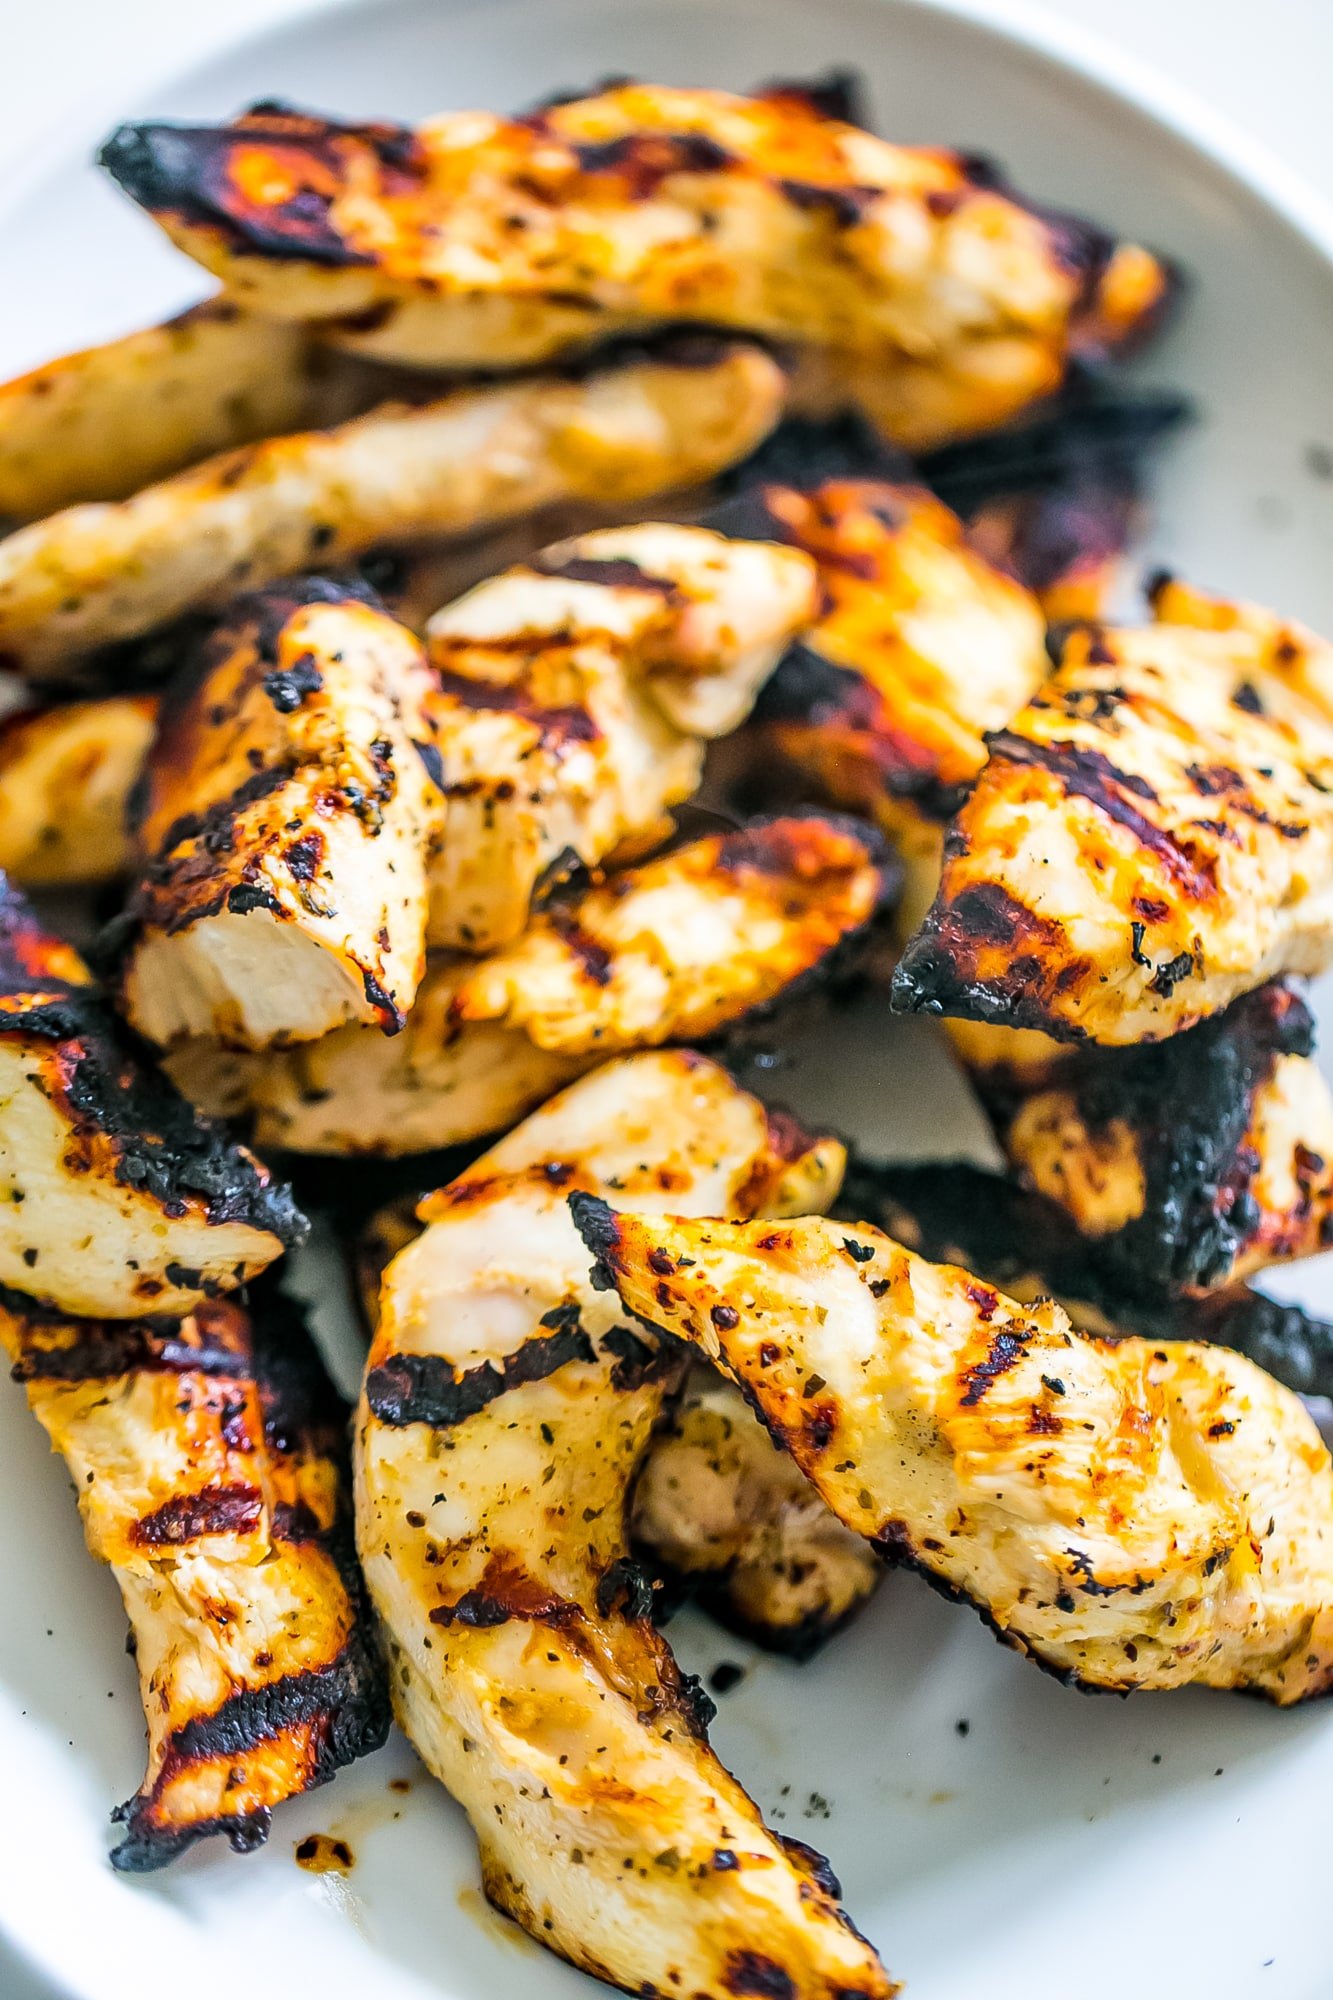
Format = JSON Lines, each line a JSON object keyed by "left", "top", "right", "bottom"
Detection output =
{"left": 633, "top": 1364, "right": 881, "bottom": 1656}
{"left": 423, "top": 522, "right": 818, "bottom": 951}
{"left": 839, "top": 1155, "right": 1333, "bottom": 1406}
{"left": 0, "top": 877, "right": 303, "bottom": 1316}
{"left": 740, "top": 478, "right": 1047, "bottom": 859}
{"left": 0, "top": 341, "right": 784, "bottom": 677}
{"left": 355, "top": 1198, "right": 877, "bottom": 1657}
{"left": 100, "top": 86, "right": 1168, "bottom": 447}
{"left": 893, "top": 595, "right": 1333, "bottom": 1043}
{"left": 0, "top": 298, "right": 372, "bottom": 523}
{"left": 577, "top": 1200, "right": 1333, "bottom": 1702}
{"left": 356, "top": 1051, "right": 893, "bottom": 1998}
{"left": 1, "top": 1285, "right": 387, "bottom": 1867}
{"left": 0, "top": 693, "right": 157, "bottom": 885}
{"left": 121, "top": 578, "right": 441, "bottom": 1050}
{"left": 991, "top": 981, "right": 1333, "bottom": 1296}
{"left": 237, "top": 814, "right": 892, "bottom": 1155}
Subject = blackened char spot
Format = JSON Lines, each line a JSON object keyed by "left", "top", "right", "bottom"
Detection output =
{"left": 429, "top": 1563, "right": 581, "bottom": 1630}
{"left": 958, "top": 1324, "right": 1031, "bottom": 1407}
{"left": 567, "top": 1192, "right": 624, "bottom": 1292}
{"left": 109, "top": 1637, "right": 390, "bottom": 1872}
{"left": 365, "top": 1323, "right": 595, "bottom": 1427}
{"left": 5, "top": 1295, "right": 254, "bottom": 1384}
{"left": 571, "top": 130, "right": 732, "bottom": 196}
{"left": 132, "top": 1483, "right": 263, "bottom": 1547}
{"left": 595, "top": 1555, "right": 656, "bottom": 1621}
{"left": 263, "top": 651, "right": 324, "bottom": 713}
{"left": 724, "top": 1949, "right": 797, "bottom": 1999}
{"left": 760, "top": 68, "right": 869, "bottom": 126}
{"left": 778, "top": 179, "right": 876, "bottom": 227}
{"left": 431, "top": 669, "right": 600, "bottom": 747}
{"left": 98, "top": 112, "right": 421, "bottom": 267}
{"left": 527, "top": 552, "right": 680, "bottom": 595}
{"left": 601, "top": 1321, "right": 676, "bottom": 1391}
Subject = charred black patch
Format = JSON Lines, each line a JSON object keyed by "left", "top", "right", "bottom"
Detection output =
{"left": 99, "top": 110, "right": 422, "bottom": 266}
{"left": 527, "top": 552, "right": 680, "bottom": 595}
{"left": 595, "top": 1555, "right": 656, "bottom": 1621}
{"left": 778, "top": 179, "right": 876, "bottom": 227}
{"left": 571, "top": 129, "right": 732, "bottom": 194}
{"left": 263, "top": 650, "right": 324, "bottom": 713}
{"left": 226, "top": 880, "right": 283, "bottom": 917}
{"left": 548, "top": 910, "right": 614, "bottom": 986}
{"left": 957, "top": 1325, "right": 1031, "bottom": 1407}
{"left": 284, "top": 832, "right": 325, "bottom": 883}
{"left": 6, "top": 1297, "right": 253, "bottom": 1384}
{"left": 109, "top": 1637, "right": 389, "bottom": 1873}
{"left": 892, "top": 881, "right": 1090, "bottom": 1040}
{"left": 429, "top": 1567, "right": 581, "bottom": 1631}
{"left": 365, "top": 1323, "right": 596, "bottom": 1428}
{"left": 724, "top": 1948, "right": 797, "bottom": 1999}
{"left": 601, "top": 1322, "right": 677, "bottom": 1391}
{"left": 759, "top": 68, "right": 869, "bottom": 127}
{"left": 993, "top": 980, "right": 1315, "bottom": 1294}
{"left": 569, "top": 1192, "right": 626, "bottom": 1292}
{"left": 132, "top": 1483, "right": 264, "bottom": 1548}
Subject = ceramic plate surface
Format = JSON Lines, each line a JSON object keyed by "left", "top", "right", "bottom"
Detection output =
{"left": 2, "top": 4, "right": 1333, "bottom": 1997}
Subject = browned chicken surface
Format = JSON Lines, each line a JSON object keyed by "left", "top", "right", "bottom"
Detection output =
{"left": 356, "top": 1051, "right": 893, "bottom": 1996}
{"left": 120, "top": 577, "right": 441, "bottom": 1050}
{"left": 100, "top": 85, "right": 1169, "bottom": 449}
{"left": 577, "top": 1199, "right": 1333, "bottom": 1703}
{"left": 2, "top": 1283, "right": 386, "bottom": 1867}
{"left": 893, "top": 590, "right": 1333, "bottom": 1044}
{"left": 210, "top": 813, "right": 892, "bottom": 1155}
{"left": 0, "top": 876, "right": 303, "bottom": 1316}
{"left": 423, "top": 522, "right": 818, "bottom": 951}
{"left": 0, "top": 341, "right": 784, "bottom": 677}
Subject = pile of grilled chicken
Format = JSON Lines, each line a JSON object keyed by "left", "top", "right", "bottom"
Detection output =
{"left": 4, "top": 66, "right": 1333, "bottom": 2000}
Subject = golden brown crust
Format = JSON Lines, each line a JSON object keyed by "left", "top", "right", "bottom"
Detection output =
{"left": 743, "top": 478, "right": 1047, "bottom": 854}
{"left": 893, "top": 599, "right": 1333, "bottom": 1042}
{"left": 0, "top": 1285, "right": 387, "bottom": 1868}
{"left": 99, "top": 85, "right": 1167, "bottom": 448}
{"left": 0, "top": 877, "right": 303, "bottom": 1316}
{"left": 121, "top": 578, "right": 441, "bottom": 1050}
{"left": 355, "top": 1053, "right": 891, "bottom": 1996}
{"left": 579, "top": 1201, "right": 1333, "bottom": 1704}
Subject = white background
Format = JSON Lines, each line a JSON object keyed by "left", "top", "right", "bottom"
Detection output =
{"left": 0, "top": 0, "right": 1330, "bottom": 1994}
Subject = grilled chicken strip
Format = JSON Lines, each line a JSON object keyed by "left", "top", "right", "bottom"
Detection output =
{"left": 990, "top": 981, "right": 1333, "bottom": 1296}
{"left": 423, "top": 522, "right": 818, "bottom": 951}
{"left": 121, "top": 578, "right": 441, "bottom": 1050}
{"left": 1, "top": 1283, "right": 387, "bottom": 1867}
{"left": 739, "top": 478, "right": 1047, "bottom": 859}
{"left": 100, "top": 85, "right": 1168, "bottom": 446}
{"left": 0, "top": 299, "right": 375, "bottom": 523}
{"left": 893, "top": 595, "right": 1333, "bottom": 1043}
{"left": 245, "top": 814, "right": 892, "bottom": 1155}
{"left": 576, "top": 1199, "right": 1333, "bottom": 1702}
{"left": 356, "top": 1050, "right": 893, "bottom": 1997}
{"left": 354, "top": 1194, "right": 877, "bottom": 1657}
{"left": 0, "top": 693, "right": 157, "bottom": 885}
{"left": 633, "top": 1364, "right": 881, "bottom": 1656}
{"left": 0, "top": 341, "right": 784, "bottom": 677}
{"left": 0, "top": 878, "right": 302, "bottom": 1316}
{"left": 839, "top": 1155, "right": 1333, "bottom": 1405}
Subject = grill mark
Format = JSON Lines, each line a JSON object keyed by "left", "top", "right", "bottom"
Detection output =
{"left": 990, "top": 730, "right": 1217, "bottom": 899}
{"left": 8, "top": 1312, "right": 253, "bottom": 1385}
{"left": 430, "top": 669, "right": 600, "bottom": 746}
{"left": 571, "top": 130, "right": 733, "bottom": 195}
{"left": 132, "top": 1483, "right": 263, "bottom": 1548}
{"left": 957, "top": 1325, "right": 1032, "bottom": 1407}
{"left": 110, "top": 1636, "right": 390, "bottom": 1872}
{"left": 365, "top": 1324, "right": 595, "bottom": 1427}
{"left": 526, "top": 552, "right": 681, "bottom": 595}
{"left": 428, "top": 1559, "right": 582, "bottom": 1631}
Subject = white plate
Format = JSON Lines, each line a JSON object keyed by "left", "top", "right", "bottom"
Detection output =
{"left": 3, "top": 5, "right": 1333, "bottom": 1997}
